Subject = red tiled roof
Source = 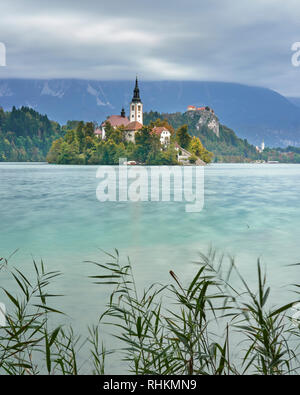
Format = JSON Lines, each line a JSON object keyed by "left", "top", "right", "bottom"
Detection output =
{"left": 151, "top": 126, "right": 171, "bottom": 135}
{"left": 102, "top": 115, "right": 130, "bottom": 128}
{"left": 124, "top": 121, "right": 143, "bottom": 131}
{"left": 94, "top": 128, "right": 102, "bottom": 135}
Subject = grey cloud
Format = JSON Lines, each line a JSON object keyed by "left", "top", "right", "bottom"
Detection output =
{"left": 1, "top": 0, "right": 300, "bottom": 95}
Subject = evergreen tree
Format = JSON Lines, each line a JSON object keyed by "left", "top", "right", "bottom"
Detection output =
{"left": 0, "top": 106, "right": 62, "bottom": 162}
{"left": 176, "top": 125, "right": 191, "bottom": 149}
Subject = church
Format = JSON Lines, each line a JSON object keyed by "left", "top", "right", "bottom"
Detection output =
{"left": 98, "top": 78, "right": 143, "bottom": 143}
{"left": 97, "top": 78, "right": 171, "bottom": 145}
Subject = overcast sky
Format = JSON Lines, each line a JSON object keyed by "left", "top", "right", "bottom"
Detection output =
{"left": 1, "top": 0, "right": 300, "bottom": 95}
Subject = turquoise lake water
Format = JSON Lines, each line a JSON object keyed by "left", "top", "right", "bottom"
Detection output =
{"left": 0, "top": 162, "right": 299, "bottom": 371}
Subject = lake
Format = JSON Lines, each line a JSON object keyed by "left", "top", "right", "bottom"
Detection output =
{"left": 0, "top": 162, "right": 299, "bottom": 371}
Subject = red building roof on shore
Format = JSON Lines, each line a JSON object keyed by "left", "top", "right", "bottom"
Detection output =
{"left": 151, "top": 126, "right": 171, "bottom": 135}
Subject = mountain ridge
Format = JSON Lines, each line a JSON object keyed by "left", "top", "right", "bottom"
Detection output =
{"left": 1, "top": 79, "right": 300, "bottom": 147}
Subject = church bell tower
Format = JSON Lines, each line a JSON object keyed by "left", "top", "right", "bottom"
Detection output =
{"left": 130, "top": 77, "right": 143, "bottom": 125}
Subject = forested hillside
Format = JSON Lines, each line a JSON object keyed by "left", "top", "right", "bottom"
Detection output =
{"left": 144, "top": 111, "right": 259, "bottom": 162}
{"left": 0, "top": 106, "right": 62, "bottom": 161}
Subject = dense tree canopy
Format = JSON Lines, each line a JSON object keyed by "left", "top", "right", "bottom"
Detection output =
{"left": 47, "top": 119, "right": 213, "bottom": 165}
{"left": 0, "top": 106, "right": 61, "bottom": 161}
{"left": 176, "top": 125, "right": 191, "bottom": 149}
{"left": 2, "top": 107, "right": 300, "bottom": 163}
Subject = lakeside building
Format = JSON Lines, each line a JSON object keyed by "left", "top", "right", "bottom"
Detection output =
{"left": 98, "top": 77, "right": 172, "bottom": 145}
{"left": 151, "top": 126, "right": 171, "bottom": 146}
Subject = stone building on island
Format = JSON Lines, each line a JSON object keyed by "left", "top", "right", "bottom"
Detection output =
{"left": 123, "top": 121, "right": 143, "bottom": 143}
{"left": 99, "top": 107, "right": 130, "bottom": 139}
{"left": 98, "top": 77, "right": 171, "bottom": 145}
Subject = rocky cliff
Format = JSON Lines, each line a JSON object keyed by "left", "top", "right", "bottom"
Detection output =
{"left": 186, "top": 109, "right": 220, "bottom": 137}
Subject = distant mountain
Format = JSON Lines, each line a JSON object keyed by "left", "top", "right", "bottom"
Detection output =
{"left": 1, "top": 79, "right": 300, "bottom": 147}
{"left": 286, "top": 97, "right": 300, "bottom": 109}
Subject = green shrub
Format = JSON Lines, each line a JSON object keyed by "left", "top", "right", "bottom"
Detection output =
{"left": 189, "top": 154, "right": 197, "bottom": 164}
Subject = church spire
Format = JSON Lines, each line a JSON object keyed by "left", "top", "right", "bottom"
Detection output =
{"left": 130, "top": 76, "right": 143, "bottom": 124}
{"left": 132, "top": 76, "right": 142, "bottom": 103}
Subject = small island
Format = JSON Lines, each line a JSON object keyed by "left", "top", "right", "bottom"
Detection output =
{"left": 47, "top": 78, "right": 213, "bottom": 166}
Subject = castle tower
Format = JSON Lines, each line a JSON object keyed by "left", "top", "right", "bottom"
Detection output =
{"left": 130, "top": 77, "right": 143, "bottom": 125}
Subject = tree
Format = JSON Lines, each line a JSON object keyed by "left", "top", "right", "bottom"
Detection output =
{"left": 189, "top": 154, "right": 198, "bottom": 164}
{"left": 46, "top": 138, "right": 63, "bottom": 163}
{"left": 0, "top": 106, "right": 63, "bottom": 162}
{"left": 176, "top": 125, "right": 191, "bottom": 149}
{"left": 189, "top": 137, "right": 213, "bottom": 163}
{"left": 75, "top": 122, "right": 85, "bottom": 151}
{"left": 105, "top": 125, "right": 124, "bottom": 145}
{"left": 190, "top": 136, "right": 204, "bottom": 157}
{"left": 84, "top": 122, "right": 95, "bottom": 138}
{"left": 65, "top": 129, "right": 76, "bottom": 144}
{"left": 135, "top": 126, "right": 154, "bottom": 163}
{"left": 63, "top": 120, "right": 81, "bottom": 131}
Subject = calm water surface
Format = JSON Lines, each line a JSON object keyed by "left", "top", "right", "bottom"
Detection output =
{"left": 0, "top": 163, "right": 299, "bottom": 371}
